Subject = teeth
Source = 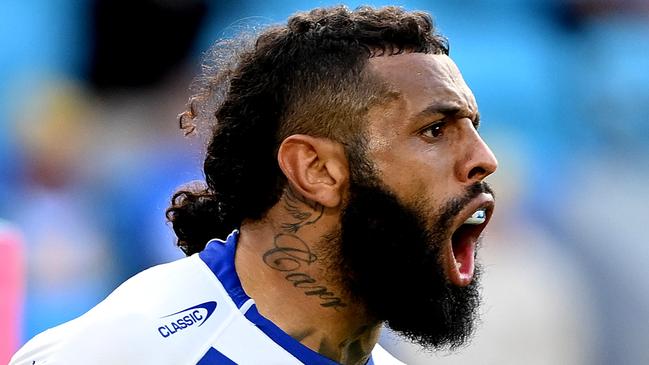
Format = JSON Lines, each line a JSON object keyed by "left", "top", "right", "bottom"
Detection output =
{"left": 464, "top": 209, "right": 486, "bottom": 225}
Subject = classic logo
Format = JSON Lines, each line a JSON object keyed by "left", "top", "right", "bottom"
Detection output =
{"left": 158, "top": 301, "right": 217, "bottom": 338}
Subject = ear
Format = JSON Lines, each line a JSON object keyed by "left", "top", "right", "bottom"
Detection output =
{"left": 277, "top": 134, "right": 348, "bottom": 208}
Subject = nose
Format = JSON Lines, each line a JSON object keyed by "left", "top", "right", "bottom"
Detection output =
{"left": 455, "top": 129, "right": 498, "bottom": 184}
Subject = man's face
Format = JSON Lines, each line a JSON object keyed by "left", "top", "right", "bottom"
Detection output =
{"left": 335, "top": 53, "right": 498, "bottom": 350}
{"left": 365, "top": 53, "right": 498, "bottom": 287}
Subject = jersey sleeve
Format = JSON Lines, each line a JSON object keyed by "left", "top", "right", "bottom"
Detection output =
{"left": 9, "top": 279, "right": 169, "bottom": 365}
{"left": 9, "top": 323, "right": 70, "bottom": 365}
{"left": 10, "top": 255, "right": 223, "bottom": 365}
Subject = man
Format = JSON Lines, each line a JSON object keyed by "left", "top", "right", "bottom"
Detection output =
{"left": 11, "top": 5, "right": 497, "bottom": 365}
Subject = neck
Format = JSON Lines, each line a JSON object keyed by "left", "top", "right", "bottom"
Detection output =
{"left": 235, "top": 191, "right": 381, "bottom": 365}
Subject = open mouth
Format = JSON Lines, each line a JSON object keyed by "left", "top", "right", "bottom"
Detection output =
{"left": 444, "top": 194, "right": 494, "bottom": 287}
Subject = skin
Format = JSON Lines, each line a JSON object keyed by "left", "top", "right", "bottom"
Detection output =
{"left": 235, "top": 53, "right": 497, "bottom": 365}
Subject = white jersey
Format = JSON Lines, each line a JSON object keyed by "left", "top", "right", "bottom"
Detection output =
{"left": 10, "top": 231, "right": 404, "bottom": 365}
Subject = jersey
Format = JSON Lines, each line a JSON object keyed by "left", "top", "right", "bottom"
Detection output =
{"left": 10, "top": 230, "right": 404, "bottom": 365}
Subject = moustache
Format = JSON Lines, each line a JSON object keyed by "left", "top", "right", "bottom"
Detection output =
{"left": 440, "top": 182, "right": 494, "bottom": 223}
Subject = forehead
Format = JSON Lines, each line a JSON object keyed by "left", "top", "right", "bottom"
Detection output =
{"left": 367, "top": 53, "right": 477, "bottom": 117}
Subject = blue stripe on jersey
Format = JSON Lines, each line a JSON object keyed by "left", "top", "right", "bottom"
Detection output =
{"left": 199, "top": 230, "right": 342, "bottom": 365}
{"left": 244, "top": 305, "right": 339, "bottom": 365}
{"left": 196, "top": 347, "right": 237, "bottom": 365}
{"left": 199, "top": 231, "right": 249, "bottom": 308}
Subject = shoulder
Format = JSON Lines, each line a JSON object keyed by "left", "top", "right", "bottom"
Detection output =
{"left": 11, "top": 254, "right": 234, "bottom": 365}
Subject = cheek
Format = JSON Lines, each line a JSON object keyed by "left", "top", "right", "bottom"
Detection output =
{"left": 371, "top": 141, "right": 455, "bottom": 204}
{"left": 408, "top": 165, "right": 451, "bottom": 209}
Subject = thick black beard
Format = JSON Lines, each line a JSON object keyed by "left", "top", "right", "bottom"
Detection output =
{"left": 334, "top": 154, "right": 492, "bottom": 350}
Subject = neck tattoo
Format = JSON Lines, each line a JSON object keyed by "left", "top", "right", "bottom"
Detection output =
{"left": 261, "top": 187, "right": 347, "bottom": 310}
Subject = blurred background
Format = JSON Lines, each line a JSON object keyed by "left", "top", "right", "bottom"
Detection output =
{"left": 1, "top": 0, "right": 648, "bottom": 364}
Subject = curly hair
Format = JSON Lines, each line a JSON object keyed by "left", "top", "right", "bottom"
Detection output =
{"left": 166, "top": 6, "right": 449, "bottom": 255}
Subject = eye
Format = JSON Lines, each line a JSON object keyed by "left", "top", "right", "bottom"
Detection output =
{"left": 421, "top": 121, "right": 447, "bottom": 139}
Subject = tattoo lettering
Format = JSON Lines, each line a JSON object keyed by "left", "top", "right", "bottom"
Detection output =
{"left": 287, "top": 273, "right": 345, "bottom": 308}
{"left": 263, "top": 234, "right": 316, "bottom": 271}
{"left": 263, "top": 234, "right": 346, "bottom": 310}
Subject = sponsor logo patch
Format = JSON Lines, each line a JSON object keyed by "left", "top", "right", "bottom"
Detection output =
{"left": 158, "top": 301, "right": 217, "bottom": 338}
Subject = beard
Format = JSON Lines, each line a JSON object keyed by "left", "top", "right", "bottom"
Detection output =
{"left": 330, "top": 146, "right": 493, "bottom": 351}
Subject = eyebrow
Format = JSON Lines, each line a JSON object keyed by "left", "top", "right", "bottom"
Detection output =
{"left": 416, "top": 102, "right": 480, "bottom": 126}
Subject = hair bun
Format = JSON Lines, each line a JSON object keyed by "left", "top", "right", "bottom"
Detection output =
{"left": 166, "top": 183, "right": 222, "bottom": 255}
